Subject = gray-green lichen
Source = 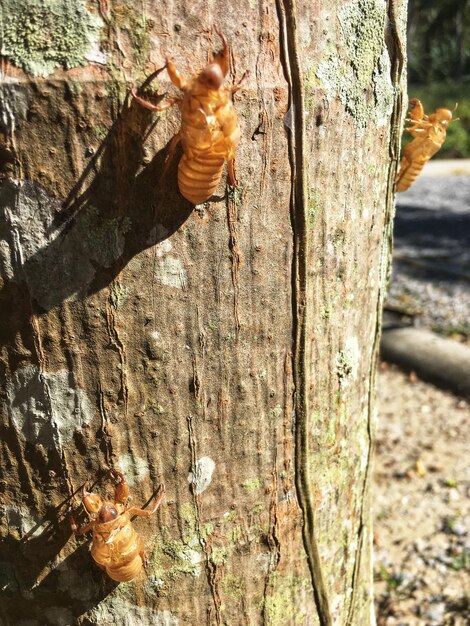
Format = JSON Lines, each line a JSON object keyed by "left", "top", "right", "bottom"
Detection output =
{"left": 308, "top": 191, "right": 321, "bottom": 226}
{"left": 110, "top": 281, "right": 129, "bottom": 309}
{"left": 107, "top": 4, "right": 152, "bottom": 75}
{"left": 263, "top": 574, "right": 309, "bottom": 625}
{"left": 147, "top": 529, "right": 205, "bottom": 586}
{"left": 315, "top": 0, "right": 394, "bottom": 127}
{"left": 336, "top": 336, "right": 360, "bottom": 388}
{"left": 0, "top": 0, "right": 103, "bottom": 76}
{"left": 269, "top": 405, "right": 282, "bottom": 420}
{"left": 90, "top": 594, "right": 180, "bottom": 626}
{"left": 222, "top": 574, "right": 245, "bottom": 600}
{"left": 241, "top": 477, "right": 263, "bottom": 492}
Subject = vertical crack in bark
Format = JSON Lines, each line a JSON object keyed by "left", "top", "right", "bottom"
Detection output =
{"left": 106, "top": 291, "right": 129, "bottom": 414}
{"left": 346, "top": 3, "right": 406, "bottom": 622}
{"left": 226, "top": 189, "right": 242, "bottom": 334}
{"left": 276, "top": 2, "right": 332, "bottom": 624}
{"left": 98, "top": 385, "right": 116, "bottom": 470}
{"left": 262, "top": 438, "right": 282, "bottom": 625}
{"left": 195, "top": 306, "right": 209, "bottom": 421}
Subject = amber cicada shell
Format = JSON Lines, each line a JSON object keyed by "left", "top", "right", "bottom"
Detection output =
{"left": 396, "top": 98, "right": 454, "bottom": 192}
{"left": 70, "top": 471, "right": 165, "bottom": 582}
{"left": 131, "top": 27, "right": 245, "bottom": 204}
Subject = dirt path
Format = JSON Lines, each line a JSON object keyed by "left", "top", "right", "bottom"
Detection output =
{"left": 418, "top": 160, "right": 470, "bottom": 177}
{"left": 374, "top": 364, "right": 470, "bottom": 625}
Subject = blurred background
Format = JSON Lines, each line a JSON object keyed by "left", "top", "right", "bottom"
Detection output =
{"left": 374, "top": 2, "right": 470, "bottom": 625}
{"left": 407, "top": 0, "right": 470, "bottom": 158}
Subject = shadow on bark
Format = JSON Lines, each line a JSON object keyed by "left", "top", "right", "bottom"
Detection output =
{"left": 0, "top": 537, "right": 118, "bottom": 623}
{"left": 0, "top": 483, "right": 120, "bottom": 623}
{"left": 0, "top": 97, "right": 194, "bottom": 347}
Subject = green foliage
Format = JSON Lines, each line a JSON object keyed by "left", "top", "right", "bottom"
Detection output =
{"left": 405, "top": 2, "right": 470, "bottom": 156}
{"left": 376, "top": 564, "right": 412, "bottom": 596}
{"left": 446, "top": 550, "right": 469, "bottom": 571}
{"left": 441, "top": 514, "right": 463, "bottom": 535}
{"left": 405, "top": 82, "right": 470, "bottom": 157}
{"left": 408, "top": 0, "right": 470, "bottom": 83}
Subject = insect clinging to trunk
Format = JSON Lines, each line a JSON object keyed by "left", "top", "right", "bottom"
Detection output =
{"left": 131, "top": 27, "right": 245, "bottom": 205}
{"left": 396, "top": 98, "right": 455, "bottom": 192}
{"left": 70, "top": 470, "right": 165, "bottom": 582}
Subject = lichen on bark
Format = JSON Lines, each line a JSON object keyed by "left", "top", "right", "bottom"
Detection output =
{"left": 315, "top": 0, "right": 395, "bottom": 127}
{"left": 0, "top": 0, "right": 103, "bottom": 76}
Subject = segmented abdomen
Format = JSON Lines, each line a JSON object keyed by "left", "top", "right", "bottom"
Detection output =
{"left": 92, "top": 517, "right": 144, "bottom": 582}
{"left": 106, "top": 555, "right": 143, "bottom": 582}
{"left": 396, "top": 156, "right": 428, "bottom": 192}
{"left": 178, "top": 153, "right": 225, "bottom": 204}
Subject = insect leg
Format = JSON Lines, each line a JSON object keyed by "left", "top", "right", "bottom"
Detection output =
{"left": 161, "top": 132, "right": 182, "bottom": 179}
{"left": 130, "top": 91, "right": 179, "bottom": 112}
{"left": 69, "top": 510, "right": 79, "bottom": 534}
{"left": 405, "top": 119, "right": 432, "bottom": 127}
{"left": 70, "top": 513, "right": 95, "bottom": 536}
{"left": 166, "top": 58, "right": 188, "bottom": 90}
{"left": 408, "top": 98, "right": 425, "bottom": 121}
{"left": 140, "top": 63, "right": 168, "bottom": 91}
{"left": 213, "top": 26, "right": 229, "bottom": 77}
{"left": 111, "top": 469, "right": 129, "bottom": 505}
{"left": 140, "top": 548, "right": 149, "bottom": 569}
{"left": 128, "top": 484, "right": 165, "bottom": 517}
{"left": 407, "top": 127, "right": 428, "bottom": 138}
{"left": 227, "top": 159, "right": 237, "bottom": 187}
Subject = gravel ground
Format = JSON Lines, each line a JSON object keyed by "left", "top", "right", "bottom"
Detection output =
{"left": 388, "top": 176, "right": 470, "bottom": 337}
{"left": 374, "top": 365, "right": 470, "bottom": 625}
{"left": 375, "top": 174, "right": 470, "bottom": 624}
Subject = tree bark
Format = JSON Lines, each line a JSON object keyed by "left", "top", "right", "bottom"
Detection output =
{"left": 0, "top": 1, "right": 406, "bottom": 624}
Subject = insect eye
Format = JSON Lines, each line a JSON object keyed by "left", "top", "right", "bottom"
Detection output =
{"left": 435, "top": 108, "right": 452, "bottom": 123}
{"left": 200, "top": 64, "right": 223, "bottom": 89}
{"left": 98, "top": 504, "right": 119, "bottom": 522}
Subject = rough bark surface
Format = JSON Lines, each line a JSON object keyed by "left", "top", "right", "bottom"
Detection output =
{"left": 0, "top": 1, "right": 406, "bottom": 625}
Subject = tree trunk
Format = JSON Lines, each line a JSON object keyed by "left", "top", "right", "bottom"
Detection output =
{"left": 0, "top": 1, "right": 406, "bottom": 624}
